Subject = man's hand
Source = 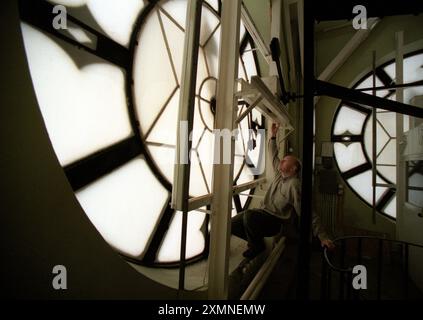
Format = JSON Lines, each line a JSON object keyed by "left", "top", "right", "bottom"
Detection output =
{"left": 321, "top": 239, "right": 335, "bottom": 251}
{"left": 271, "top": 123, "right": 280, "bottom": 138}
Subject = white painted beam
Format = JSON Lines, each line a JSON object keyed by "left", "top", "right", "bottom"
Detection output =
{"left": 208, "top": 0, "right": 242, "bottom": 300}
{"left": 171, "top": 0, "right": 202, "bottom": 211}
{"left": 318, "top": 18, "right": 379, "bottom": 82}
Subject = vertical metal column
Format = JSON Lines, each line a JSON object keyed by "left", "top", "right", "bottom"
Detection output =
{"left": 372, "top": 51, "right": 377, "bottom": 224}
{"left": 208, "top": 0, "right": 241, "bottom": 300}
{"left": 296, "top": 0, "right": 313, "bottom": 300}
{"left": 395, "top": 31, "right": 405, "bottom": 240}
{"left": 171, "top": 0, "right": 202, "bottom": 293}
{"left": 266, "top": 0, "right": 283, "bottom": 183}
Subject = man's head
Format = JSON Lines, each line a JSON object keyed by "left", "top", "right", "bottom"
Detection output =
{"left": 279, "top": 155, "right": 301, "bottom": 178}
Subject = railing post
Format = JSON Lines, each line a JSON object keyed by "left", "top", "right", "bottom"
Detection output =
{"left": 346, "top": 271, "right": 352, "bottom": 300}
{"left": 354, "top": 237, "right": 363, "bottom": 300}
{"left": 377, "top": 239, "right": 383, "bottom": 300}
{"left": 321, "top": 250, "right": 328, "bottom": 300}
{"left": 404, "top": 243, "right": 409, "bottom": 299}
{"left": 339, "top": 239, "right": 346, "bottom": 300}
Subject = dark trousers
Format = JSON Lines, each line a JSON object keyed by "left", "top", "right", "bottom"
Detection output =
{"left": 231, "top": 209, "right": 284, "bottom": 250}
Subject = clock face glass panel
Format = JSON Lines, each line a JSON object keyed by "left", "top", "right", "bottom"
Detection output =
{"left": 331, "top": 51, "right": 423, "bottom": 219}
{"left": 19, "top": 0, "right": 264, "bottom": 266}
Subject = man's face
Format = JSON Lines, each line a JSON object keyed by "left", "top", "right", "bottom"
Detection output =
{"left": 279, "top": 155, "right": 298, "bottom": 177}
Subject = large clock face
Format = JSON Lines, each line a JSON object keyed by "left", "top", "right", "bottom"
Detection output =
{"left": 331, "top": 51, "right": 423, "bottom": 219}
{"left": 19, "top": 0, "right": 264, "bottom": 267}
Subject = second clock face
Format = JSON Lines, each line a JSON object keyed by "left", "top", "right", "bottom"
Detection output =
{"left": 332, "top": 51, "right": 423, "bottom": 219}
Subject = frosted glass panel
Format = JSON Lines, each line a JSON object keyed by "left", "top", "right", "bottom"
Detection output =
{"left": 384, "top": 54, "right": 423, "bottom": 104}
{"left": 378, "top": 165, "right": 396, "bottom": 183}
{"left": 196, "top": 48, "right": 211, "bottom": 93}
{"left": 86, "top": 0, "right": 145, "bottom": 47}
{"left": 76, "top": 158, "right": 169, "bottom": 258}
{"left": 391, "top": 85, "right": 423, "bottom": 106}
{"left": 157, "top": 211, "right": 206, "bottom": 262}
{"left": 198, "top": 78, "right": 216, "bottom": 130}
{"left": 247, "top": 131, "right": 264, "bottom": 174}
{"left": 384, "top": 196, "right": 396, "bottom": 218}
{"left": 408, "top": 172, "right": 423, "bottom": 208}
{"left": 404, "top": 86, "right": 423, "bottom": 106}
{"left": 50, "top": 0, "right": 146, "bottom": 48}
{"left": 377, "top": 112, "right": 396, "bottom": 137}
{"left": 239, "top": 58, "right": 247, "bottom": 81}
{"left": 364, "top": 115, "right": 391, "bottom": 160}
{"left": 49, "top": 0, "right": 86, "bottom": 6}
{"left": 205, "top": 0, "right": 219, "bottom": 12}
{"left": 160, "top": 0, "right": 187, "bottom": 31}
{"left": 356, "top": 76, "right": 389, "bottom": 97}
{"left": 159, "top": 9, "right": 186, "bottom": 84}
{"left": 237, "top": 165, "right": 254, "bottom": 185}
{"left": 21, "top": 23, "right": 132, "bottom": 166}
{"left": 233, "top": 156, "right": 244, "bottom": 181}
{"left": 134, "top": 10, "right": 178, "bottom": 136}
{"left": 252, "top": 109, "right": 262, "bottom": 126}
{"left": 190, "top": 150, "right": 210, "bottom": 196}
{"left": 239, "top": 193, "right": 248, "bottom": 208}
{"left": 200, "top": 6, "right": 220, "bottom": 46}
{"left": 334, "top": 143, "right": 366, "bottom": 172}
{"left": 384, "top": 54, "right": 423, "bottom": 85}
{"left": 242, "top": 43, "right": 258, "bottom": 80}
{"left": 240, "top": 22, "right": 246, "bottom": 42}
{"left": 58, "top": 19, "right": 97, "bottom": 49}
{"left": 147, "top": 90, "right": 180, "bottom": 145}
{"left": 333, "top": 106, "right": 367, "bottom": 135}
{"left": 347, "top": 170, "right": 387, "bottom": 205}
{"left": 204, "top": 25, "right": 221, "bottom": 78}
{"left": 196, "top": 130, "right": 214, "bottom": 188}
{"left": 377, "top": 140, "right": 396, "bottom": 165}
{"left": 191, "top": 101, "right": 206, "bottom": 147}
{"left": 147, "top": 144, "right": 175, "bottom": 184}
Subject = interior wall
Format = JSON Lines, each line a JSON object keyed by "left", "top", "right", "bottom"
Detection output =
{"left": 314, "top": 15, "right": 423, "bottom": 238}
{"left": 0, "top": 0, "right": 176, "bottom": 299}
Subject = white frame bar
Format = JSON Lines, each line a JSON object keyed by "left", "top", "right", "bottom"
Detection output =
{"left": 240, "top": 237, "right": 286, "bottom": 300}
{"left": 187, "top": 178, "right": 266, "bottom": 212}
{"left": 208, "top": 0, "right": 242, "bottom": 300}
{"left": 237, "top": 76, "right": 294, "bottom": 130}
{"left": 240, "top": 2, "right": 272, "bottom": 64}
{"left": 171, "top": 0, "right": 202, "bottom": 212}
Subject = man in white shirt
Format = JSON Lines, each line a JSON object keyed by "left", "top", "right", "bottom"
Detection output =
{"left": 232, "top": 123, "right": 334, "bottom": 259}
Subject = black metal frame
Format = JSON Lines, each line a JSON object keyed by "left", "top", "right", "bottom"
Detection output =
{"left": 297, "top": 0, "right": 314, "bottom": 299}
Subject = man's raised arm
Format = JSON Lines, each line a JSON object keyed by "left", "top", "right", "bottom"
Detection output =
{"left": 269, "top": 123, "right": 280, "bottom": 172}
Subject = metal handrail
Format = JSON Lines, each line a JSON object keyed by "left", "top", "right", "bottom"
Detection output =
{"left": 321, "top": 235, "right": 423, "bottom": 300}
{"left": 324, "top": 235, "right": 423, "bottom": 272}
